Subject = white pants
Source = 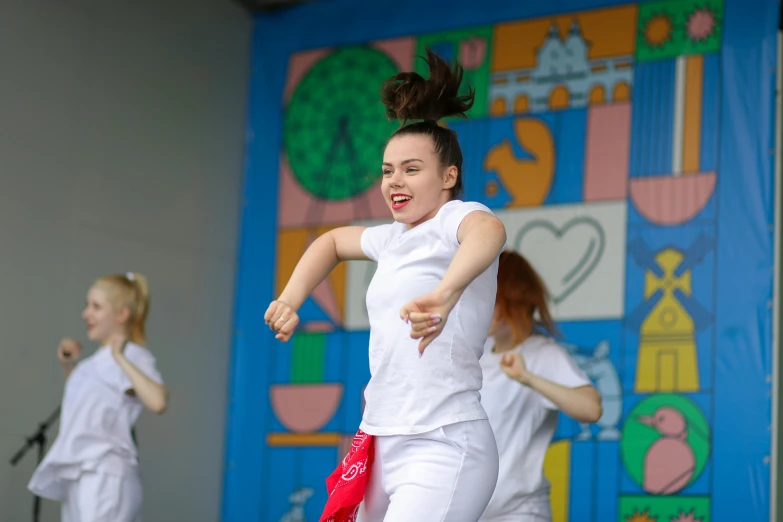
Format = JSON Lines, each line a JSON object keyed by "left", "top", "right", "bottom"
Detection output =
{"left": 357, "top": 420, "right": 499, "bottom": 522}
{"left": 61, "top": 471, "right": 142, "bottom": 522}
{"left": 480, "top": 514, "right": 550, "bottom": 522}
{"left": 481, "top": 513, "right": 552, "bottom": 522}
{"left": 479, "top": 496, "right": 552, "bottom": 522}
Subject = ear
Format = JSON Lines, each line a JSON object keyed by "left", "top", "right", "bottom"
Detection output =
{"left": 442, "top": 165, "right": 458, "bottom": 190}
{"left": 117, "top": 306, "right": 131, "bottom": 325}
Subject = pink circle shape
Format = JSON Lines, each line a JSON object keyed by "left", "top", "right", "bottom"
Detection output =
{"left": 270, "top": 383, "right": 344, "bottom": 433}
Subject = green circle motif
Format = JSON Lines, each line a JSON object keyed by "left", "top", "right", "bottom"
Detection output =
{"left": 620, "top": 394, "right": 711, "bottom": 490}
{"left": 284, "top": 47, "right": 400, "bottom": 201}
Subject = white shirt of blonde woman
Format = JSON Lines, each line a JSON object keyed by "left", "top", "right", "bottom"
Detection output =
{"left": 28, "top": 342, "right": 163, "bottom": 501}
{"left": 359, "top": 200, "right": 499, "bottom": 436}
{"left": 479, "top": 335, "right": 591, "bottom": 520}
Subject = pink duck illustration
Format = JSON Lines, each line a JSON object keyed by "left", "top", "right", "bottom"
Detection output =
{"left": 637, "top": 406, "right": 695, "bottom": 494}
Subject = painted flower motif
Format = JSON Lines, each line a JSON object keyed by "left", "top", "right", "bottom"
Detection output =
{"left": 459, "top": 37, "right": 487, "bottom": 70}
{"left": 626, "top": 509, "right": 657, "bottom": 522}
{"left": 686, "top": 8, "right": 717, "bottom": 42}
{"left": 670, "top": 510, "right": 703, "bottom": 522}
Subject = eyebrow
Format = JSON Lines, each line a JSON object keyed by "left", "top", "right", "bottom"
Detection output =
{"left": 381, "top": 158, "right": 423, "bottom": 167}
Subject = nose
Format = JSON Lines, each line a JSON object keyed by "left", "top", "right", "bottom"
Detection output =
{"left": 387, "top": 169, "right": 405, "bottom": 188}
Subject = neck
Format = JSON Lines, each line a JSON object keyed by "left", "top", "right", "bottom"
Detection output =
{"left": 99, "top": 335, "right": 129, "bottom": 348}
{"left": 492, "top": 323, "right": 533, "bottom": 353}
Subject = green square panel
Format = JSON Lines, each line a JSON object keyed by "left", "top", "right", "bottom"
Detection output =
{"left": 416, "top": 26, "right": 494, "bottom": 119}
{"left": 636, "top": 0, "right": 723, "bottom": 62}
{"left": 619, "top": 496, "right": 710, "bottom": 522}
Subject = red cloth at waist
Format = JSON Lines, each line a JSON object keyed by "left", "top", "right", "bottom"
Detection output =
{"left": 319, "top": 430, "right": 375, "bottom": 522}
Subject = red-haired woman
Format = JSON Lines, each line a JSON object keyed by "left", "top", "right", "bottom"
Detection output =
{"left": 479, "top": 251, "right": 602, "bottom": 522}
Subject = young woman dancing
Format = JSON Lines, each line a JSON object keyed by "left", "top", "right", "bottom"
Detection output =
{"left": 265, "top": 50, "right": 506, "bottom": 522}
{"left": 479, "top": 251, "right": 602, "bottom": 522}
{"left": 28, "top": 272, "right": 168, "bottom": 522}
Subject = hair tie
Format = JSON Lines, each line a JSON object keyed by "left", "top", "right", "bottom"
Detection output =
{"left": 126, "top": 272, "right": 135, "bottom": 281}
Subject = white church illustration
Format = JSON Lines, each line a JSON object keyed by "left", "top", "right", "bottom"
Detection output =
{"left": 489, "top": 21, "right": 634, "bottom": 115}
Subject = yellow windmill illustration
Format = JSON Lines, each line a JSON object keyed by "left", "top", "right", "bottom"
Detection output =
{"left": 625, "top": 233, "right": 714, "bottom": 393}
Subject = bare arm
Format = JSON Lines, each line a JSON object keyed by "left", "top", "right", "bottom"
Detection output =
{"left": 268, "top": 226, "right": 368, "bottom": 341}
{"left": 61, "top": 361, "right": 77, "bottom": 379}
{"left": 525, "top": 376, "right": 603, "bottom": 424}
{"left": 277, "top": 226, "right": 368, "bottom": 309}
{"left": 500, "top": 352, "right": 603, "bottom": 423}
{"left": 114, "top": 352, "right": 169, "bottom": 414}
{"left": 435, "top": 211, "right": 507, "bottom": 302}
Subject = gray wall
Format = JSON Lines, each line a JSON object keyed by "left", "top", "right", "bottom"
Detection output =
{"left": 0, "top": 1, "right": 250, "bottom": 521}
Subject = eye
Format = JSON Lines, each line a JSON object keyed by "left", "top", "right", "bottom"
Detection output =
{"left": 405, "top": 168, "right": 418, "bottom": 174}
{"left": 382, "top": 169, "right": 392, "bottom": 176}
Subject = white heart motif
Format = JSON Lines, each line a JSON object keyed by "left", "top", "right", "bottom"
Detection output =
{"left": 513, "top": 217, "right": 605, "bottom": 304}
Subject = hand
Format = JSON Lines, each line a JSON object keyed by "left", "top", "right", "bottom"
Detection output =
{"left": 264, "top": 300, "right": 299, "bottom": 342}
{"left": 110, "top": 335, "right": 129, "bottom": 359}
{"left": 499, "top": 352, "right": 532, "bottom": 385}
{"left": 57, "top": 338, "right": 81, "bottom": 364}
{"left": 400, "top": 289, "right": 460, "bottom": 354}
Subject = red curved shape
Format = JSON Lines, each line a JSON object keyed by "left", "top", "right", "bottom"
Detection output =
{"left": 629, "top": 172, "right": 716, "bottom": 225}
{"left": 271, "top": 383, "right": 344, "bottom": 433}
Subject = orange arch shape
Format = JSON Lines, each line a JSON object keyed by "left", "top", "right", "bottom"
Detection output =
{"left": 549, "top": 86, "right": 569, "bottom": 110}
{"left": 613, "top": 82, "right": 630, "bottom": 102}
{"left": 589, "top": 85, "right": 606, "bottom": 105}
{"left": 491, "top": 97, "right": 507, "bottom": 116}
{"left": 514, "top": 94, "right": 530, "bottom": 113}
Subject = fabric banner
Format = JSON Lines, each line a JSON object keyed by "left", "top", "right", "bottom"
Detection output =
{"left": 224, "top": 1, "right": 779, "bottom": 521}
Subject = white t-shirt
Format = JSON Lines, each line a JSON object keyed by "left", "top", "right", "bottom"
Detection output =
{"left": 359, "top": 200, "right": 499, "bottom": 436}
{"left": 480, "top": 335, "right": 591, "bottom": 519}
{"left": 28, "top": 342, "right": 163, "bottom": 501}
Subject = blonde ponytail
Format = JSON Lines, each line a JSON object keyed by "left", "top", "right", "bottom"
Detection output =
{"left": 126, "top": 272, "right": 150, "bottom": 345}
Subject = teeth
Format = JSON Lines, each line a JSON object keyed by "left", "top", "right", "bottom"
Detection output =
{"left": 392, "top": 195, "right": 411, "bottom": 202}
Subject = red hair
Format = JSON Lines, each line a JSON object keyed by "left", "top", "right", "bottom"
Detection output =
{"left": 496, "top": 250, "right": 558, "bottom": 343}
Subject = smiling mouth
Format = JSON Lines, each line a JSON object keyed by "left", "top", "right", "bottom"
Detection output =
{"left": 391, "top": 194, "right": 411, "bottom": 210}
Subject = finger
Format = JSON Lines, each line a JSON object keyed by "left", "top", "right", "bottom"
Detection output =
{"left": 268, "top": 302, "right": 292, "bottom": 328}
{"left": 275, "top": 328, "right": 293, "bottom": 342}
{"left": 408, "top": 316, "right": 443, "bottom": 336}
{"left": 266, "top": 306, "right": 283, "bottom": 328}
{"left": 421, "top": 325, "right": 447, "bottom": 353}
{"left": 409, "top": 318, "right": 436, "bottom": 333}
{"left": 399, "top": 302, "right": 423, "bottom": 322}
{"left": 277, "top": 315, "right": 299, "bottom": 338}
{"left": 263, "top": 302, "right": 278, "bottom": 324}
{"left": 275, "top": 312, "right": 295, "bottom": 332}
{"left": 406, "top": 312, "right": 441, "bottom": 325}
{"left": 410, "top": 324, "right": 439, "bottom": 339}
{"left": 269, "top": 307, "right": 291, "bottom": 331}
{"left": 418, "top": 330, "right": 441, "bottom": 354}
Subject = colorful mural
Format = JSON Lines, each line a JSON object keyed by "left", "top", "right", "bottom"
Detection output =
{"left": 224, "top": 0, "right": 777, "bottom": 521}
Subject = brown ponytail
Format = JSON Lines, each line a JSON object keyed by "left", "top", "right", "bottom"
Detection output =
{"left": 381, "top": 48, "right": 474, "bottom": 124}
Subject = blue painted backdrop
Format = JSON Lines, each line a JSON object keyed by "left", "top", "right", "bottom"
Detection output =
{"left": 224, "top": 0, "right": 779, "bottom": 521}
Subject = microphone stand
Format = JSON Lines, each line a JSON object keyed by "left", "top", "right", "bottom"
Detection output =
{"left": 9, "top": 406, "right": 61, "bottom": 522}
